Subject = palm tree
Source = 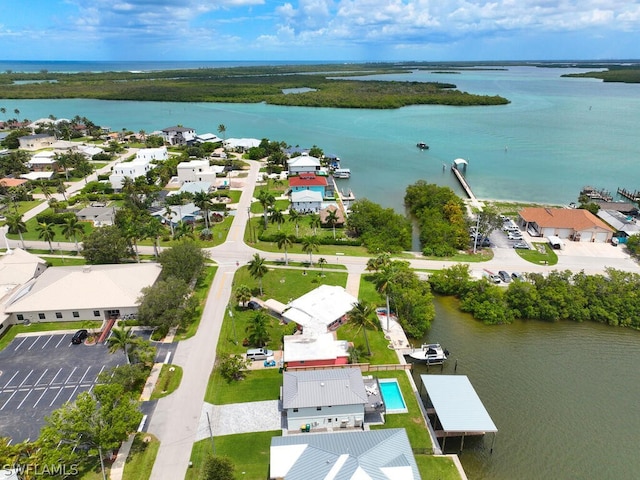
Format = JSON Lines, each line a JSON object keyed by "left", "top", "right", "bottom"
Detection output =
{"left": 143, "top": 217, "right": 164, "bottom": 258}
{"left": 36, "top": 221, "right": 56, "bottom": 253}
{"left": 56, "top": 179, "right": 68, "bottom": 201}
{"left": 324, "top": 207, "right": 340, "bottom": 239}
{"left": 257, "top": 190, "right": 275, "bottom": 229}
{"left": 174, "top": 221, "right": 194, "bottom": 240}
{"left": 217, "top": 124, "right": 226, "bottom": 142}
{"left": 288, "top": 209, "right": 301, "bottom": 237}
{"left": 318, "top": 257, "right": 327, "bottom": 275}
{"left": 369, "top": 256, "right": 396, "bottom": 332}
{"left": 245, "top": 311, "right": 270, "bottom": 347}
{"left": 269, "top": 207, "right": 285, "bottom": 231}
{"left": 235, "top": 284, "right": 252, "bottom": 307}
{"left": 106, "top": 326, "right": 136, "bottom": 364}
{"left": 163, "top": 205, "right": 175, "bottom": 237}
{"left": 5, "top": 213, "right": 27, "bottom": 249}
{"left": 308, "top": 213, "right": 321, "bottom": 235}
{"left": 61, "top": 216, "right": 84, "bottom": 252}
{"left": 247, "top": 253, "right": 268, "bottom": 296}
{"left": 348, "top": 302, "right": 378, "bottom": 356}
{"left": 275, "top": 231, "right": 296, "bottom": 265}
{"left": 193, "top": 191, "right": 212, "bottom": 229}
{"left": 39, "top": 181, "right": 54, "bottom": 201}
{"left": 301, "top": 236, "right": 319, "bottom": 265}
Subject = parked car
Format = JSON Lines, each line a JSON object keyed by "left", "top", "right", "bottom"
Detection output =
{"left": 498, "top": 271, "right": 512, "bottom": 283}
{"left": 246, "top": 347, "right": 274, "bottom": 361}
{"left": 507, "top": 232, "right": 523, "bottom": 240}
{"left": 247, "top": 300, "right": 262, "bottom": 310}
{"left": 490, "top": 274, "right": 502, "bottom": 284}
{"left": 513, "top": 242, "right": 530, "bottom": 249}
{"left": 511, "top": 272, "right": 523, "bottom": 280}
{"left": 71, "top": 329, "right": 88, "bottom": 345}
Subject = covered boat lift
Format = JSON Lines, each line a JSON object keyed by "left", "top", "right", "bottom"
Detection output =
{"left": 419, "top": 375, "right": 498, "bottom": 453}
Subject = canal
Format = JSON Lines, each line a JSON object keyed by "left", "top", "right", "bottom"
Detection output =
{"left": 412, "top": 296, "right": 640, "bottom": 480}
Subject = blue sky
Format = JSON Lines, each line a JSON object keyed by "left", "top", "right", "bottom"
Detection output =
{"left": 1, "top": 0, "right": 639, "bottom": 61}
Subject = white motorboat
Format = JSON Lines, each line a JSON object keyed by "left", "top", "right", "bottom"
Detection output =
{"left": 408, "top": 343, "right": 449, "bottom": 364}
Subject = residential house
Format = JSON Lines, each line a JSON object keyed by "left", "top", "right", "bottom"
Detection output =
{"left": 109, "top": 156, "right": 156, "bottom": 190}
{"left": 27, "top": 151, "right": 58, "bottom": 172}
{"left": 79, "top": 145, "right": 105, "bottom": 158}
{"left": 176, "top": 181, "right": 212, "bottom": 196}
{"left": 176, "top": 159, "right": 224, "bottom": 184}
{"left": 282, "top": 284, "right": 358, "bottom": 336}
{"left": 18, "top": 133, "right": 56, "bottom": 150}
{"left": 135, "top": 146, "right": 168, "bottom": 163}
{"left": 290, "top": 190, "right": 322, "bottom": 213}
{"left": 281, "top": 368, "right": 367, "bottom": 431}
{"left": 194, "top": 133, "right": 221, "bottom": 144}
{"left": 283, "top": 333, "right": 350, "bottom": 368}
{"left": 161, "top": 126, "right": 196, "bottom": 146}
{"left": 287, "top": 153, "right": 321, "bottom": 175}
{"left": 288, "top": 173, "right": 328, "bottom": 198}
{"left": 150, "top": 202, "right": 200, "bottom": 226}
{"left": 75, "top": 205, "right": 118, "bottom": 227}
{"left": 223, "top": 138, "right": 261, "bottom": 152}
{"left": 269, "top": 429, "right": 421, "bottom": 480}
{"left": 2, "top": 260, "right": 161, "bottom": 328}
{"left": 518, "top": 207, "right": 614, "bottom": 242}
{"left": 0, "top": 178, "right": 29, "bottom": 189}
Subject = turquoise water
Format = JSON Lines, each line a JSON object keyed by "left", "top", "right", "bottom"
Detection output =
{"left": 3, "top": 66, "right": 639, "bottom": 209}
{"left": 379, "top": 379, "right": 407, "bottom": 412}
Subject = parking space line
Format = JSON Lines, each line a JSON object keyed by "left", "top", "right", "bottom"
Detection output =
{"left": 67, "top": 385, "right": 80, "bottom": 403}
{"left": 13, "top": 337, "right": 28, "bottom": 351}
{"left": 64, "top": 367, "right": 77, "bottom": 384}
{"left": 33, "top": 369, "right": 49, "bottom": 387}
{"left": 49, "top": 385, "right": 66, "bottom": 407}
{"left": 18, "top": 370, "right": 34, "bottom": 388}
{"left": 49, "top": 368, "right": 62, "bottom": 386}
{"left": 17, "top": 390, "right": 33, "bottom": 409}
{"left": 79, "top": 367, "right": 91, "bottom": 384}
{"left": 33, "top": 387, "right": 49, "bottom": 408}
{"left": 27, "top": 336, "right": 40, "bottom": 350}
{"left": 0, "top": 390, "right": 17, "bottom": 410}
{"left": 40, "top": 335, "right": 53, "bottom": 349}
{"left": 54, "top": 335, "right": 66, "bottom": 348}
{"left": 2, "top": 371, "right": 19, "bottom": 389}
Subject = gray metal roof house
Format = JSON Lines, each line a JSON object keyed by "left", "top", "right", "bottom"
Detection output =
{"left": 270, "top": 428, "right": 421, "bottom": 479}
{"left": 282, "top": 368, "right": 368, "bottom": 431}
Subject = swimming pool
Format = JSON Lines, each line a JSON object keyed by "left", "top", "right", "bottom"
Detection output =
{"left": 379, "top": 379, "right": 408, "bottom": 414}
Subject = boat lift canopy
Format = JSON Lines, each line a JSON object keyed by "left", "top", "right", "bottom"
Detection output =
{"left": 453, "top": 158, "right": 468, "bottom": 167}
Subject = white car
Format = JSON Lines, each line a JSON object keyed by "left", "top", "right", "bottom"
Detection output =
{"left": 508, "top": 232, "right": 523, "bottom": 240}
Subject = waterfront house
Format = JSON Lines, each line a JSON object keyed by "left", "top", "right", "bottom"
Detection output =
{"left": 18, "top": 133, "right": 56, "bottom": 150}
{"left": 281, "top": 368, "right": 367, "bottom": 431}
{"left": 597, "top": 209, "right": 640, "bottom": 243}
{"left": 109, "top": 154, "right": 158, "bottom": 190}
{"left": 287, "top": 153, "right": 321, "bottom": 175}
{"left": 518, "top": 207, "right": 614, "bottom": 242}
{"left": 223, "top": 138, "right": 261, "bottom": 152}
{"left": 282, "top": 284, "right": 358, "bottom": 336}
{"left": 135, "top": 146, "right": 168, "bottom": 163}
{"left": 161, "top": 126, "right": 196, "bottom": 146}
{"left": 288, "top": 173, "right": 328, "bottom": 197}
{"left": 319, "top": 204, "right": 345, "bottom": 227}
{"left": 269, "top": 428, "right": 421, "bottom": 479}
{"left": 283, "top": 333, "right": 350, "bottom": 368}
{"left": 290, "top": 189, "right": 322, "bottom": 213}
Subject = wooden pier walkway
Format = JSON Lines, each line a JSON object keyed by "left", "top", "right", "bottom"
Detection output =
{"left": 451, "top": 162, "right": 483, "bottom": 210}
{"left": 617, "top": 187, "right": 640, "bottom": 202}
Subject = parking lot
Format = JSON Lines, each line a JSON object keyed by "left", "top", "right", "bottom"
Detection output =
{"left": 0, "top": 329, "right": 169, "bottom": 442}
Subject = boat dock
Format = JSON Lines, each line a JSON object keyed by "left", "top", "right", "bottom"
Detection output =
{"left": 451, "top": 159, "right": 483, "bottom": 210}
{"left": 617, "top": 187, "right": 640, "bottom": 202}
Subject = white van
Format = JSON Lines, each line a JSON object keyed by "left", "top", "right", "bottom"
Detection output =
{"left": 246, "top": 347, "right": 274, "bottom": 361}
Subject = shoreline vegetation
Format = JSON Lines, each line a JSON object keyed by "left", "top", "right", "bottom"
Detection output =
{"left": 561, "top": 65, "right": 640, "bottom": 83}
{"left": 0, "top": 63, "right": 509, "bottom": 108}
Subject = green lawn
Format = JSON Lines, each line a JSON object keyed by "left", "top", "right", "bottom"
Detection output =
{"left": 416, "top": 455, "right": 462, "bottom": 480}
{"left": 5, "top": 211, "right": 93, "bottom": 243}
{"left": 150, "top": 364, "right": 183, "bottom": 400}
{"left": 0, "top": 320, "right": 103, "bottom": 352}
{"left": 336, "top": 321, "right": 399, "bottom": 365}
{"left": 516, "top": 241, "right": 558, "bottom": 265}
{"left": 205, "top": 368, "right": 282, "bottom": 405}
{"left": 40, "top": 255, "right": 86, "bottom": 266}
{"left": 175, "top": 265, "right": 217, "bottom": 340}
{"left": 122, "top": 433, "right": 160, "bottom": 480}
{"left": 187, "top": 431, "right": 280, "bottom": 480}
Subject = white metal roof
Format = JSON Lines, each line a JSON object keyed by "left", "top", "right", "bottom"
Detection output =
{"left": 283, "top": 333, "right": 349, "bottom": 363}
{"left": 420, "top": 375, "right": 497, "bottom": 433}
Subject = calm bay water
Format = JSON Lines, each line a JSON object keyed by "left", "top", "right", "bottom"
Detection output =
{"left": 3, "top": 65, "right": 640, "bottom": 209}
{"left": 414, "top": 297, "right": 640, "bottom": 480}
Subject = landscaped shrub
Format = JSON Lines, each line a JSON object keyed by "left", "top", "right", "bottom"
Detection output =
{"left": 35, "top": 211, "right": 77, "bottom": 225}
